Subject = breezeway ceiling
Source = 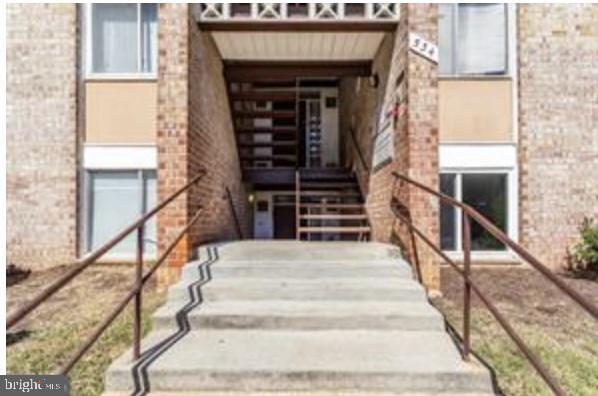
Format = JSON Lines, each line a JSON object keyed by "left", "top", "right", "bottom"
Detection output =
{"left": 211, "top": 32, "right": 387, "bottom": 61}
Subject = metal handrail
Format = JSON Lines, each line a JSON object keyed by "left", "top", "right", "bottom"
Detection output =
{"left": 391, "top": 171, "right": 598, "bottom": 396}
{"left": 348, "top": 127, "right": 370, "bottom": 174}
{"left": 224, "top": 186, "right": 244, "bottom": 239}
{"left": 7, "top": 170, "right": 207, "bottom": 374}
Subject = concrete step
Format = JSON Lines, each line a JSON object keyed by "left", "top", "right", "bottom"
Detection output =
{"left": 181, "top": 262, "right": 413, "bottom": 282}
{"left": 196, "top": 241, "right": 403, "bottom": 262}
{"left": 106, "top": 330, "right": 493, "bottom": 394}
{"left": 166, "top": 278, "right": 426, "bottom": 303}
{"left": 152, "top": 300, "right": 444, "bottom": 331}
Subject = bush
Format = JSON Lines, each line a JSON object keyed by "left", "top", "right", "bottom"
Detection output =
{"left": 571, "top": 218, "right": 598, "bottom": 273}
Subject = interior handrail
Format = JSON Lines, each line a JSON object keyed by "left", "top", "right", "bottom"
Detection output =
{"left": 224, "top": 185, "right": 244, "bottom": 239}
{"left": 348, "top": 128, "right": 370, "bottom": 174}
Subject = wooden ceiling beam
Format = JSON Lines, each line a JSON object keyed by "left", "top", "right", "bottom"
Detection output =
{"left": 224, "top": 61, "right": 372, "bottom": 81}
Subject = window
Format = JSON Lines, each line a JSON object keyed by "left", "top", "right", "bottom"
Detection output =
{"left": 88, "top": 3, "right": 158, "bottom": 75}
{"left": 439, "top": 4, "right": 507, "bottom": 75}
{"left": 86, "top": 170, "right": 157, "bottom": 257}
{"left": 440, "top": 173, "right": 457, "bottom": 250}
{"left": 440, "top": 172, "right": 508, "bottom": 252}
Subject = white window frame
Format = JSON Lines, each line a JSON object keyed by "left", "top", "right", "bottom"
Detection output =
{"left": 82, "top": 169, "right": 158, "bottom": 261}
{"left": 439, "top": 143, "right": 519, "bottom": 261}
{"left": 439, "top": 3, "right": 510, "bottom": 77}
{"left": 83, "top": 3, "right": 158, "bottom": 80}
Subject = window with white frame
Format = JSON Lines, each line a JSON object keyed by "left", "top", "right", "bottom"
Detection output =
{"left": 87, "top": 3, "right": 158, "bottom": 75}
{"left": 438, "top": 4, "right": 507, "bottom": 75}
{"left": 440, "top": 172, "right": 509, "bottom": 251}
{"left": 85, "top": 170, "right": 157, "bottom": 257}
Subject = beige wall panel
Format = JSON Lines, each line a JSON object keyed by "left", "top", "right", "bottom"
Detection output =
{"left": 85, "top": 81, "right": 157, "bottom": 143}
{"left": 439, "top": 79, "right": 513, "bottom": 142}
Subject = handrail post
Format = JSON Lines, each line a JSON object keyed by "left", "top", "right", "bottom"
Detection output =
{"left": 462, "top": 213, "right": 472, "bottom": 361}
{"left": 133, "top": 225, "right": 143, "bottom": 360}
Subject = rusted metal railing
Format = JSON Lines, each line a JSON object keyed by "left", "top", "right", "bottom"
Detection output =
{"left": 391, "top": 171, "right": 598, "bottom": 396}
{"left": 224, "top": 186, "right": 244, "bottom": 239}
{"left": 7, "top": 170, "right": 207, "bottom": 375}
{"left": 348, "top": 127, "right": 370, "bottom": 174}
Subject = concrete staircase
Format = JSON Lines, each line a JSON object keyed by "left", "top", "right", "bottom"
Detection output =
{"left": 105, "top": 241, "right": 494, "bottom": 395}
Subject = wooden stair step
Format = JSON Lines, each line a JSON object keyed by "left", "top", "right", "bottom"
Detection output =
{"left": 300, "top": 203, "right": 364, "bottom": 209}
{"left": 300, "top": 214, "right": 368, "bottom": 220}
{"left": 237, "top": 127, "right": 297, "bottom": 135}
{"left": 239, "top": 141, "right": 296, "bottom": 148}
{"left": 241, "top": 155, "right": 296, "bottom": 162}
{"left": 234, "top": 110, "right": 296, "bottom": 119}
{"left": 300, "top": 190, "right": 361, "bottom": 197}
{"left": 298, "top": 226, "right": 371, "bottom": 234}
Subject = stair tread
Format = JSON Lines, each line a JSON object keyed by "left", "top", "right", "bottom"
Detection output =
{"left": 300, "top": 214, "right": 368, "bottom": 220}
{"left": 109, "top": 329, "right": 487, "bottom": 374}
{"left": 298, "top": 226, "right": 371, "bottom": 233}
{"left": 300, "top": 203, "right": 364, "bottom": 209}
{"left": 156, "top": 300, "right": 440, "bottom": 319}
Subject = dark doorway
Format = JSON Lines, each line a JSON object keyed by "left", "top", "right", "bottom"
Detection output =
{"left": 273, "top": 205, "right": 296, "bottom": 239}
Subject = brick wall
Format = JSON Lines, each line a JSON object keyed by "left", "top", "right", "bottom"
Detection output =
{"left": 339, "top": 4, "right": 440, "bottom": 290}
{"left": 187, "top": 13, "right": 251, "bottom": 244}
{"left": 6, "top": 4, "right": 78, "bottom": 270}
{"left": 157, "top": 5, "right": 249, "bottom": 283}
{"left": 518, "top": 4, "right": 598, "bottom": 269}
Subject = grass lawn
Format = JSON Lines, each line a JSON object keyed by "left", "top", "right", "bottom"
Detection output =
{"left": 6, "top": 263, "right": 166, "bottom": 396}
{"left": 431, "top": 266, "right": 598, "bottom": 396}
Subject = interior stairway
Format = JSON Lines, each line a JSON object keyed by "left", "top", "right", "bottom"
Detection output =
{"left": 297, "top": 168, "right": 371, "bottom": 241}
{"left": 105, "top": 241, "right": 494, "bottom": 395}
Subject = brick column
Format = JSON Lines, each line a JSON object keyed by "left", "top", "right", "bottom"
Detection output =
{"left": 399, "top": 4, "right": 440, "bottom": 291}
{"left": 157, "top": 5, "right": 250, "bottom": 285}
{"left": 363, "top": 4, "right": 440, "bottom": 292}
{"left": 157, "top": 4, "right": 191, "bottom": 284}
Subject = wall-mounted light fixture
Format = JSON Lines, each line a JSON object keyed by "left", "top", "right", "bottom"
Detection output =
{"left": 247, "top": 193, "right": 255, "bottom": 204}
{"left": 368, "top": 73, "right": 379, "bottom": 89}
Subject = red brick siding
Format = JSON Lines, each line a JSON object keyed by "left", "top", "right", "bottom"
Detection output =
{"left": 339, "top": 4, "right": 440, "bottom": 290}
{"left": 187, "top": 17, "right": 251, "bottom": 244}
{"left": 157, "top": 5, "right": 249, "bottom": 282}
{"left": 518, "top": 4, "right": 598, "bottom": 269}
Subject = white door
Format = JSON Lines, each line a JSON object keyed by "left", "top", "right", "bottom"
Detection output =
{"left": 320, "top": 88, "right": 339, "bottom": 167}
{"left": 253, "top": 192, "right": 273, "bottom": 239}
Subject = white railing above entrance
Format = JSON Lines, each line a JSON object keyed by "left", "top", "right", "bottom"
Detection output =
{"left": 194, "top": 3, "right": 400, "bottom": 22}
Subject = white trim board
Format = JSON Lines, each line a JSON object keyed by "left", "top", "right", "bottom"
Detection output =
{"left": 83, "top": 145, "right": 157, "bottom": 170}
{"left": 439, "top": 143, "right": 517, "bottom": 169}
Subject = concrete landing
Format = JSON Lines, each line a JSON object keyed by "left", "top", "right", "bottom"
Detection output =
{"left": 105, "top": 241, "right": 494, "bottom": 395}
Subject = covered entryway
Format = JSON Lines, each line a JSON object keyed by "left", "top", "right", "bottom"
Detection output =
{"left": 196, "top": 14, "right": 397, "bottom": 241}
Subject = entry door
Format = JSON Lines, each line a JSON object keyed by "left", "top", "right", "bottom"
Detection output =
{"left": 320, "top": 88, "right": 339, "bottom": 167}
{"left": 254, "top": 193, "right": 273, "bottom": 239}
{"left": 273, "top": 205, "right": 296, "bottom": 239}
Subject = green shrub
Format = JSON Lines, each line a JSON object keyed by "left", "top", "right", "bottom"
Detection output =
{"left": 572, "top": 218, "right": 598, "bottom": 273}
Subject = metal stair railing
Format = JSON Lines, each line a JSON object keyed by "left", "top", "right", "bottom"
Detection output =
{"left": 391, "top": 171, "right": 598, "bottom": 396}
{"left": 7, "top": 170, "right": 208, "bottom": 375}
